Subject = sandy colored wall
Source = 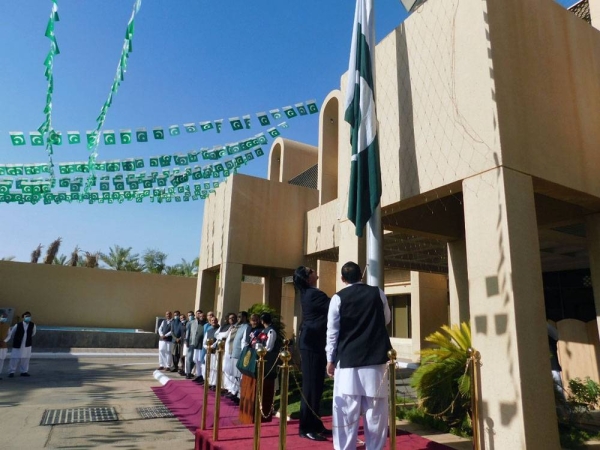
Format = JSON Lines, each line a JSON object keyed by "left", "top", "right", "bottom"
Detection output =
{"left": 268, "top": 138, "right": 318, "bottom": 183}
{"left": 557, "top": 319, "right": 600, "bottom": 384}
{"left": 226, "top": 174, "right": 319, "bottom": 269}
{"left": 239, "top": 282, "right": 265, "bottom": 313}
{"left": 489, "top": 0, "right": 600, "bottom": 198}
{"left": 198, "top": 177, "right": 232, "bottom": 271}
{"left": 0, "top": 260, "right": 196, "bottom": 331}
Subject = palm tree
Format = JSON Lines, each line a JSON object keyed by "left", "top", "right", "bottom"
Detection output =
{"left": 31, "top": 244, "right": 43, "bottom": 263}
{"left": 53, "top": 254, "right": 68, "bottom": 265}
{"left": 83, "top": 251, "right": 100, "bottom": 268}
{"left": 100, "top": 245, "right": 140, "bottom": 271}
{"left": 44, "top": 237, "right": 62, "bottom": 264}
{"left": 410, "top": 322, "right": 472, "bottom": 427}
{"left": 142, "top": 249, "right": 168, "bottom": 274}
{"left": 68, "top": 246, "right": 80, "bottom": 267}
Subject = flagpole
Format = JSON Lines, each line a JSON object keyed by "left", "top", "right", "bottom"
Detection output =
{"left": 367, "top": 205, "right": 384, "bottom": 289}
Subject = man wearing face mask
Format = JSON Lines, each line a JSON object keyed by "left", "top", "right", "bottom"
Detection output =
{"left": 0, "top": 312, "right": 10, "bottom": 380}
{"left": 5, "top": 311, "right": 36, "bottom": 378}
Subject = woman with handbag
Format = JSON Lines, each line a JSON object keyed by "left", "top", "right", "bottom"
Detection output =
{"left": 293, "top": 266, "right": 331, "bottom": 441}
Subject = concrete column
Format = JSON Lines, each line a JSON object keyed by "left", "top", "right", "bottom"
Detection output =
{"left": 463, "top": 167, "right": 559, "bottom": 449}
{"left": 585, "top": 213, "right": 600, "bottom": 339}
{"left": 591, "top": 0, "right": 600, "bottom": 32}
{"left": 317, "top": 260, "right": 337, "bottom": 297}
{"left": 196, "top": 269, "right": 217, "bottom": 313}
{"left": 216, "top": 262, "right": 243, "bottom": 320}
{"left": 410, "top": 271, "right": 448, "bottom": 357}
{"left": 448, "top": 239, "right": 470, "bottom": 326}
{"left": 337, "top": 220, "right": 366, "bottom": 291}
{"left": 265, "top": 271, "right": 283, "bottom": 314}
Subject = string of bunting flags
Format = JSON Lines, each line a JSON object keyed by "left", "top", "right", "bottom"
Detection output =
{"left": 0, "top": 125, "right": 284, "bottom": 205}
{"left": 7, "top": 100, "right": 317, "bottom": 148}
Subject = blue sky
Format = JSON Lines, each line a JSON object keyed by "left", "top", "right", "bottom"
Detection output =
{"left": 0, "top": 0, "right": 576, "bottom": 265}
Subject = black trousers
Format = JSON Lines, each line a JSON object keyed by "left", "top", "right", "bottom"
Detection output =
{"left": 299, "top": 349, "right": 326, "bottom": 434}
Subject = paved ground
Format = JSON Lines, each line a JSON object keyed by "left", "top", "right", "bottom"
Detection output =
{"left": 0, "top": 349, "right": 471, "bottom": 450}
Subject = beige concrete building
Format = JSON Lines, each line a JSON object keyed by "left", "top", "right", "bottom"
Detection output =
{"left": 195, "top": 0, "right": 600, "bottom": 447}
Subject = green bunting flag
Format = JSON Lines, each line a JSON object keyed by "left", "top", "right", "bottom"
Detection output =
{"left": 103, "top": 130, "right": 116, "bottom": 145}
{"left": 229, "top": 117, "right": 243, "bottom": 131}
{"left": 279, "top": 121, "right": 289, "bottom": 129}
{"left": 283, "top": 106, "right": 298, "bottom": 119}
{"left": 243, "top": 115, "right": 252, "bottom": 129}
{"left": 153, "top": 127, "right": 164, "bottom": 140}
{"left": 200, "top": 121, "right": 213, "bottom": 132}
{"left": 215, "top": 120, "right": 223, "bottom": 133}
{"left": 136, "top": 128, "right": 148, "bottom": 142}
{"left": 30, "top": 132, "right": 44, "bottom": 146}
{"left": 295, "top": 103, "right": 308, "bottom": 116}
{"left": 306, "top": 99, "right": 319, "bottom": 114}
{"left": 10, "top": 132, "right": 26, "bottom": 146}
{"left": 86, "top": 131, "right": 99, "bottom": 146}
{"left": 169, "top": 125, "right": 180, "bottom": 136}
{"left": 49, "top": 130, "right": 62, "bottom": 145}
{"left": 267, "top": 127, "right": 281, "bottom": 138}
{"left": 270, "top": 109, "right": 282, "bottom": 120}
{"left": 255, "top": 148, "right": 265, "bottom": 157}
{"left": 120, "top": 129, "right": 132, "bottom": 144}
{"left": 184, "top": 123, "right": 197, "bottom": 133}
{"left": 256, "top": 112, "right": 270, "bottom": 126}
{"left": 67, "top": 131, "right": 80, "bottom": 144}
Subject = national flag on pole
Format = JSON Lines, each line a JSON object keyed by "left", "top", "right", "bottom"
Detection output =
{"left": 345, "top": 0, "right": 381, "bottom": 238}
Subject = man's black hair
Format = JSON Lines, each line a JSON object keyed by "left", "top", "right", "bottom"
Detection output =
{"left": 341, "top": 262, "right": 362, "bottom": 284}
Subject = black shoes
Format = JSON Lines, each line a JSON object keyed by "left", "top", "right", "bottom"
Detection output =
{"left": 299, "top": 432, "right": 327, "bottom": 441}
{"left": 185, "top": 374, "right": 193, "bottom": 379}
{"left": 20, "top": 373, "right": 30, "bottom": 377}
{"left": 8, "top": 373, "right": 14, "bottom": 378}
{"left": 158, "top": 366, "right": 165, "bottom": 370}
{"left": 319, "top": 428, "right": 332, "bottom": 436}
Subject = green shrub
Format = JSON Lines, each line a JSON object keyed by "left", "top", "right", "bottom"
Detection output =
{"left": 568, "top": 377, "right": 600, "bottom": 410}
{"left": 410, "top": 322, "right": 472, "bottom": 427}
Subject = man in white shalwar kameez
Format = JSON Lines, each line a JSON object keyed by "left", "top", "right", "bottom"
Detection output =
{"left": 5, "top": 311, "right": 37, "bottom": 377}
{"left": 326, "top": 262, "right": 392, "bottom": 450}
{"left": 158, "top": 311, "right": 174, "bottom": 370}
{"left": 0, "top": 312, "right": 10, "bottom": 379}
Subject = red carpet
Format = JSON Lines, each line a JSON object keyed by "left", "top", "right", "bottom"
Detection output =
{"left": 153, "top": 380, "right": 454, "bottom": 449}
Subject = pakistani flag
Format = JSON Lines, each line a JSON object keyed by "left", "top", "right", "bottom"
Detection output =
{"left": 345, "top": 0, "right": 382, "bottom": 237}
{"left": 283, "top": 106, "right": 297, "bottom": 119}
{"left": 136, "top": 128, "right": 148, "bottom": 142}
{"left": 295, "top": 103, "right": 308, "bottom": 116}
{"left": 10, "top": 132, "right": 26, "bottom": 146}
{"left": 243, "top": 115, "right": 252, "bottom": 129}
{"left": 120, "top": 129, "right": 132, "bottom": 144}
{"left": 229, "top": 117, "right": 243, "bottom": 131}
{"left": 30, "top": 132, "right": 44, "bottom": 146}
{"left": 267, "top": 127, "right": 280, "bottom": 138}
{"left": 306, "top": 99, "right": 319, "bottom": 114}
{"left": 215, "top": 119, "right": 223, "bottom": 134}
{"left": 169, "top": 125, "right": 181, "bottom": 136}
{"left": 200, "top": 121, "right": 214, "bottom": 132}
{"left": 270, "top": 109, "right": 282, "bottom": 120}
{"left": 184, "top": 123, "right": 198, "bottom": 133}
{"left": 103, "top": 130, "right": 116, "bottom": 145}
{"left": 257, "top": 112, "right": 270, "bottom": 126}
{"left": 67, "top": 131, "right": 81, "bottom": 144}
{"left": 153, "top": 128, "right": 165, "bottom": 140}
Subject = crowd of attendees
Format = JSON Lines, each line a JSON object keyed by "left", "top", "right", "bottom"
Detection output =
{"left": 157, "top": 309, "right": 271, "bottom": 405}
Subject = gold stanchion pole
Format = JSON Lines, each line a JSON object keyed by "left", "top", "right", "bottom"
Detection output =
{"left": 468, "top": 348, "right": 481, "bottom": 450}
{"left": 278, "top": 340, "right": 291, "bottom": 450}
{"left": 254, "top": 344, "right": 267, "bottom": 450}
{"left": 213, "top": 340, "right": 225, "bottom": 441}
{"left": 200, "top": 338, "right": 214, "bottom": 431}
{"left": 388, "top": 349, "right": 397, "bottom": 450}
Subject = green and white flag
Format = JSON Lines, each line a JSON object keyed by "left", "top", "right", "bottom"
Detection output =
{"left": 49, "top": 130, "right": 62, "bottom": 145}
{"left": 255, "top": 148, "right": 265, "bottom": 157}
{"left": 86, "top": 131, "right": 99, "bottom": 146}
{"left": 10, "top": 132, "right": 26, "bottom": 146}
{"left": 30, "top": 132, "right": 44, "bottom": 146}
{"left": 243, "top": 115, "right": 252, "bottom": 129}
{"left": 256, "top": 112, "right": 270, "bottom": 126}
{"left": 267, "top": 127, "right": 280, "bottom": 138}
{"left": 184, "top": 123, "right": 198, "bottom": 133}
{"left": 136, "top": 128, "right": 148, "bottom": 142}
{"left": 200, "top": 121, "right": 214, "bottom": 132}
{"left": 269, "top": 109, "right": 282, "bottom": 120}
{"left": 215, "top": 119, "right": 223, "bottom": 134}
{"left": 283, "top": 106, "right": 297, "bottom": 119}
{"left": 295, "top": 103, "right": 308, "bottom": 116}
{"left": 103, "top": 130, "right": 116, "bottom": 145}
{"left": 153, "top": 127, "right": 165, "bottom": 140}
{"left": 67, "top": 131, "right": 80, "bottom": 144}
{"left": 169, "top": 125, "right": 181, "bottom": 136}
{"left": 306, "top": 99, "right": 319, "bottom": 114}
{"left": 345, "top": 0, "right": 382, "bottom": 237}
{"left": 120, "top": 129, "right": 132, "bottom": 144}
{"left": 278, "top": 121, "right": 289, "bottom": 129}
{"left": 149, "top": 157, "right": 159, "bottom": 167}
{"left": 229, "top": 117, "right": 243, "bottom": 131}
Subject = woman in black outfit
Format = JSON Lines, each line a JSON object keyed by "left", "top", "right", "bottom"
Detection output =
{"left": 293, "top": 266, "right": 331, "bottom": 441}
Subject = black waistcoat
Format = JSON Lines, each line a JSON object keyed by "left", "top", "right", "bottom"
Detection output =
{"left": 336, "top": 284, "right": 391, "bottom": 368}
{"left": 13, "top": 322, "right": 35, "bottom": 349}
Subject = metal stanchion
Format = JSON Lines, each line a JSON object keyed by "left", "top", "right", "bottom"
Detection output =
{"left": 213, "top": 340, "right": 226, "bottom": 441}
{"left": 388, "top": 349, "right": 397, "bottom": 450}
{"left": 200, "top": 338, "right": 214, "bottom": 431}
{"left": 253, "top": 344, "right": 267, "bottom": 450}
{"left": 468, "top": 348, "right": 481, "bottom": 450}
{"left": 278, "top": 340, "right": 291, "bottom": 450}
